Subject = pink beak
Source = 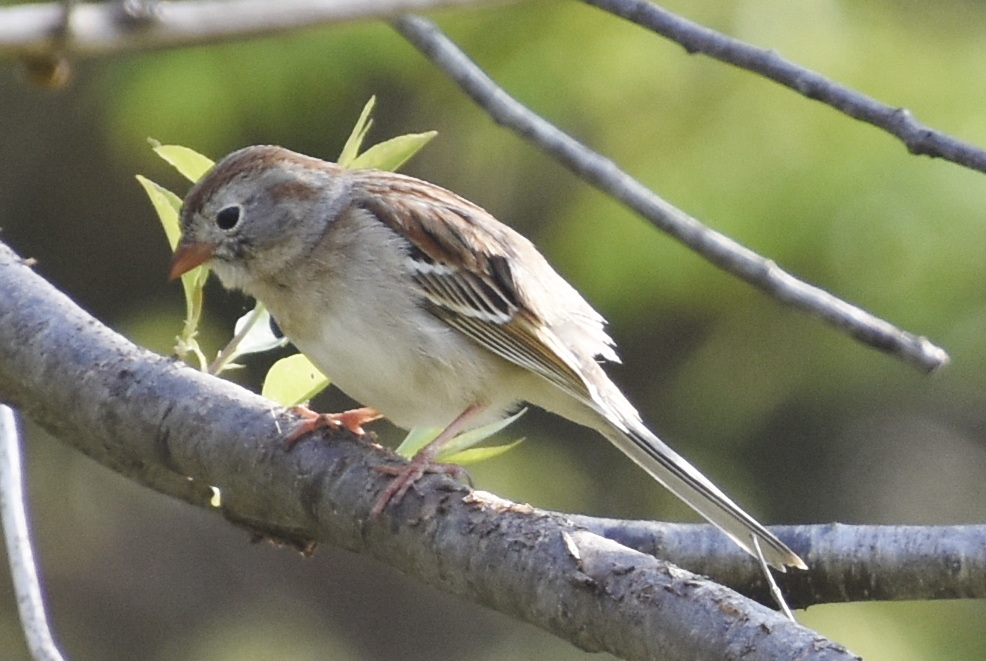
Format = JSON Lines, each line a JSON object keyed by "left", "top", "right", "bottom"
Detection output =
{"left": 168, "top": 242, "right": 216, "bottom": 281}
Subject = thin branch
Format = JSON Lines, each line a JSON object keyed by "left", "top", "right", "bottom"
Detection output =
{"left": 391, "top": 14, "right": 949, "bottom": 373}
{"left": 570, "top": 517, "right": 986, "bottom": 608}
{"left": 0, "top": 238, "right": 858, "bottom": 660}
{"left": 0, "top": 406, "right": 65, "bottom": 661}
{"left": 584, "top": 0, "right": 986, "bottom": 174}
{"left": 0, "top": 0, "right": 514, "bottom": 58}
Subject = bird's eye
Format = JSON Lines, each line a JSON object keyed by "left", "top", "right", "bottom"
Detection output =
{"left": 215, "top": 206, "right": 241, "bottom": 230}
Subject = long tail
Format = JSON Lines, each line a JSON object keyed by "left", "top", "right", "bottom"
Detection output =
{"left": 601, "top": 419, "right": 806, "bottom": 571}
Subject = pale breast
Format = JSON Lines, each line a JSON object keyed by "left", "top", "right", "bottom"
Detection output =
{"left": 250, "top": 206, "right": 524, "bottom": 430}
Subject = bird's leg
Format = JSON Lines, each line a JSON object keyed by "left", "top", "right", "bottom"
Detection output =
{"left": 283, "top": 405, "right": 382, "bottom": 448}
{"left": 370, "top": 403, "right": 484, "bottom": 517}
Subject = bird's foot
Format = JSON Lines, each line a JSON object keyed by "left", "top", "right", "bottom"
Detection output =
{"left": 371, "top": 456, "right": 470, "bottom": 517}
{"left": 283, "top": 405, "right": 381, "bottom": 448}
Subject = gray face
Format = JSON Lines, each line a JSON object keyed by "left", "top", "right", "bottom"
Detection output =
{"left": 178, "top": 145, "right": 350, "bottom": 291}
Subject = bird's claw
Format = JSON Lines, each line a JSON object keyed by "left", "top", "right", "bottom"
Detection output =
{"left": 283, "top": 405, "right": 381, "bottom": 448}
{"left": 370, "top": 459, "right": 471, "bottom": 517}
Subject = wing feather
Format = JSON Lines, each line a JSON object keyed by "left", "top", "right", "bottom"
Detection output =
{"left": 352, "top": 170, "right": 611, "bottom": 405}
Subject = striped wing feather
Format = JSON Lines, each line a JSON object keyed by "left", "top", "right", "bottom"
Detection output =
{"left": 353, "top": 170, "right": 607, "bottom": 405}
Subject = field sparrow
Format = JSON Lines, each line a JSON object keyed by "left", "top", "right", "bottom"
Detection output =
{"left": 170, "top": 145, "right": 805, "bottom": 570}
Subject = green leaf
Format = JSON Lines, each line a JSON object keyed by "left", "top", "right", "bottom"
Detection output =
{"left": 439, "top": 408, "right": 527, "bottom": 458}
{"left": 337, "top": 96, "right": 376, "bottom": 168}
{"left": 175, "top": 260, "right": 210, "bottom": 370}
{"left": 349, "top": 131, "right": 437, "bottom": 172}
{"left": 208, "top": 303, "right": 289, "bottom": 376}
{"left": 262, "top": 354, "right": 330, "bottom": 407}
{"left": 232, "top": 305, "right": 288, "bottom": 356}
{"left": 137, "top": 172, "right": 210, "bottom": 369}
{"left": 394, "top": 426, "right": 444, "bottom": 458}
{"left": 395, "top": 408, "right": 527, "bottom": 461}
{"left": 440, "top": 438, "right": 525, "bottom": 465}
{"left": 135, "top": 175, "right": 183, "bottom": 250}
{"left": 137, "top": 175, "right": 207, "bottom": 323}
{"left": 151, "top": 141, "right": 215, "bottom": 182}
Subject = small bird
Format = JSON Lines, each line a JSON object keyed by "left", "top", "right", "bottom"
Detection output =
{"left": 170, "top": 145, "right": 805, "bottom": 571}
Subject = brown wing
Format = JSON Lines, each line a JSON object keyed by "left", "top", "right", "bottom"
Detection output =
{"left": 351, "top": 169, "right": 612, "bottom": 405}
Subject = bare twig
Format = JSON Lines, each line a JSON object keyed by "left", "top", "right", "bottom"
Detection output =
{"left": 391, "top": 14, "right": 949, "bottom": 373}
{"left": 0, "top": 0, "right": 514, "bottom": 58}
{"left": 0, "top": 238, "right": 858, "bottom": 661}
{"left": 570, "top": 516, "right": 986, "bottom": 608}
{"left": 5, "top": 0, "right": 982, "bottom": 180}
{"left": 0, "top": 406, "right": 65, "bottom": 661}
{"left": 583, "top": 0, "right": 986, "bottom": 174}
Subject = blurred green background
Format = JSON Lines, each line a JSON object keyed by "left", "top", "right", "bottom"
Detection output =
{"left": 2, "top": 0, "right": 986, "bottom": 658}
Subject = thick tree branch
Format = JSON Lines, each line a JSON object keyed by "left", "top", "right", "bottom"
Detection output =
{"left": 0, "top": 239, "right": 859, "bottom": 659}
{"left": 0, "top": 0, "right": 512, "bottom": 58}
{"left": 391, "top": 15, "right": 949, "bottom": 373}
{"left": 584, "top": 0, "right": 986, "bottom": 174}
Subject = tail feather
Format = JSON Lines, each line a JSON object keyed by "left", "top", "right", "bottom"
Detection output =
{"left": 601, "top": 420, "right": 805, "bottom": 571}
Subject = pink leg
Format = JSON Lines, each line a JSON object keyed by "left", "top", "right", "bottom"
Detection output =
{"left": 283, "top": 405, "right": 382, "bottom": 449}
{"left": 370, "top": 403, "right": 485, "bottom": 517}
